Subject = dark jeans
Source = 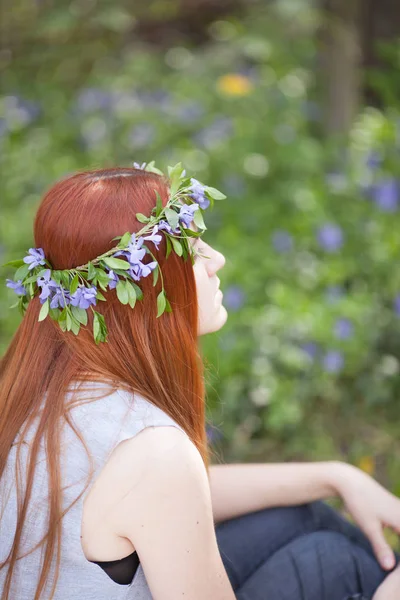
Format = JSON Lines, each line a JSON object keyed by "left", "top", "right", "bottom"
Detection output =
{"left": 215, "top": 501, "right": 398, "bottom": 600}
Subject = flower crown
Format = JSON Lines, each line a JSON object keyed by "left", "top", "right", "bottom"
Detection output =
{"left": 3, "top": 161, "right": 226, "bottom": 344}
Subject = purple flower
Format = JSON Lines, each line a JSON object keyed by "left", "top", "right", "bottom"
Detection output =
{"left": 6, "top": 279, "right": 27, "bottom": 296}
{"left": 158, "top": 219, "right": 179, "bottom": 235}
{"left": 193, "top": 116, "right": 233, "bottom": 149}
{"left": 178, "top": 203, "right": 199, "bottom": 227}
{"left": 50, "top": 286, "right": 71, "bottom": 309}
{"left": 394, "top": 294, "right": 400, "bottom": 316}
{"left": 272, "top": 230, "right": 293, "bottom": 253}
{"left": 128, "top": 261, "right": 157, "bottom": 281}
{"left": 300, "top": 341, "right": 319, "bottom": 360}
{"left": 323, "top": 350, "right": 344, "bottom": 373}
{"left": 189, "top": 178, "right": 210, "bottom": 210}
{"left": 75, "top": 88, "right": 114, "bottom": 113}
{"left": 334, "top": 318, "right": 353, "bottom": 339}
{"left": 143, "top": 225, "right": 163, "bottom": 250}
{"left": 113, "top": 235, "right": 146, "bottom": 265}
{"left": 133, "top": 162, "right": 147, "bottom": 170}
{"left": 317, "top": 224, "right": 344, "bottom": 252}
{"left": 23, "top": 247, "right": 46, "bottom": 271}
{"left": 70, "top": 285, "right": 97, "bottom": 310}
{"left": 371, "top": 178, "right": 399, "bottom": 212}
{"left": 107, "top": 269, "right": 119, "bottom": 290}
{"left": 366, "top": 151, "right": 382, "bottom": 169}
{"left": 223, "top": 285, "right": 245, "bottom": 311}
{"left": 36, "top": 269, "right": 58, "bottom": 302}
{"left": 171, "top": 100, "right": 204, "bottom": 123}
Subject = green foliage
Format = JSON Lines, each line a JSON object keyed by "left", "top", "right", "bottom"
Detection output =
{"left": 1, "top": 0, "right": 400, "bottom": 490}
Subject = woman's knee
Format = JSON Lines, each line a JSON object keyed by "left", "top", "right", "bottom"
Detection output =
{"left": 235, "top": 530, "right": 386, "bottom": 600}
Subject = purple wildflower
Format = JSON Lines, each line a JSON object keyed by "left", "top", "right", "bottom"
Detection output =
{"left": 36, "top": 269, "right": 58, "bottom": 302}
{"left": 272, "top": 230, "right": 293, "bottom": 253}
{"left": 107, "top": 270, "right": 119, "bottom": 290}
{"left": 371, "top": 178, "right": 399, "bottom": 212}
{"left": 334, "top": 318, "right": 353, "bottom": 340}
{"left": 189, "top": 178, "right": 210, "bottom": 210}
{"left": 133, "top": 162, "right": 147, "bottom": 170}
{"left": 23, "top": 247, "right": 46, "bottom": 271}
{"left": 70, "top": 285, "right": 97, "bottom": 310}
{"left": 128, "top": 261, "right": 157, "bottom": 281}
{"left": 323, "top": 350, "right": 344, "bottom": 373}
{"left": 300, "top": 341, "right": 319, "bottom": 360}
{"left": 158, "top": 219, "right": 179, "bottom": 235}
{"left": 143, "top": 225, "right": 163, "bottom": 250}
{"left": 50, "top": 286, "right": 71, "bottom": 309}
{"left": 178, "top": 203, "right": 199, "bottom": 228}
{"left": 223, "top": 285, "right": 245, "bottom": 311}
{"left": 317, "top": 224, "right": 344, "bottom": 252}
{"left": 6, "top": 279, "right": 27, "bottom": 296}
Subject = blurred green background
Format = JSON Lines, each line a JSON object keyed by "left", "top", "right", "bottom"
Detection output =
{"left": 1, "top": 0, "right": 400, "bottom": 504}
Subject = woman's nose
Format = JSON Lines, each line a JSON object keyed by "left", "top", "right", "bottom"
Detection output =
{"left": 207, "top": 249, "right": 226, "bottom": 276}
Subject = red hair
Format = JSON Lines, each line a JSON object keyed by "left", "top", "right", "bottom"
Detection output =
{"left": 0, "top": 167, "right": 211, "bottom": 599}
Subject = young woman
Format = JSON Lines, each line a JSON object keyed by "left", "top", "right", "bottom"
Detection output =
{"left": 0, "top": 164, "right": 399, "bottom": 600}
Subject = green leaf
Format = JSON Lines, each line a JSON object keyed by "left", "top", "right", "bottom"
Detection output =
{"left": 165, "top": 297, "right": 172, "bottom": 313}
{"left": 155, "top": 190, "right": 163, "bottom": 217}
{"left": 144, "top": 161, "right": 164, "bottom": 175}
{"left": 71, "top": 305, "right": 88, "bottom": 325}
{"left": 93, "top": 311, "right": 100, "bottom": 342}
{"left": 116, "top": 280, "right": 129, "bottom": 304}
{"left": 52, "top": 270, "right": 62, "bottom": 284}
{"left": 38, "top": 299, "right": 50, "bottom": 322}
{"left": 117, "top": 231, "right": 132, "bottom": 248}
{"left": 136, "top": 212, "right": 150, "bottom": 224}
{"left": 130, "top": 282, "right": 143, "bottom": 300}
{"left": 193, "top": 209, "right": 206, "bottom": 230}
{"left": 165, "top": 207, "right": 179, "bottom": 231}
{"left": 165, "top": 235, "right": 172, "bottom": 258}
{"left": 87, "top": 262, "right": 97, "bottom": 280}
{"left": 66, "top": 311, "right": 73, "bottom": 331}
{"left": 14, "top": 264, "right": 30, "bottom": 281}
{"left": 68, "top": 273, "right": 78, "bottom": 294}
{"left": 2, "top": 259, "right": 25, "bottom": 268}
{"left": 71, "top": 318, "right": 81, "bottom": 335}
{"left": 170, "top": 237, "right": 183, "bottom": 257}
{"left": 204, "top": 186, "right": 226, "bottom": 200}
{"left": 48, "top": 307, "right": 61, "bottom": 321}
{"left": 126, "top": 281, "right": 137, "bottom": 308}
{"left": 102, "top": 257, "right": 130, "bottom": 270}
{"left": 61, "top": 272, "right": 70, "bottom": 288}
{"left": 152, "top": 264, "right": 159, "bottom": 286}
{"left": 156, "top": 290, "right": 166, "bottom": 317}
{"left": 58, "top": 319, "right": 67, "bottom": 332}
{"left": 96, "top": 290, "right": 107, "bottom": 301}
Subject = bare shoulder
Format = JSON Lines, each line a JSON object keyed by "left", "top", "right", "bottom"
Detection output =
{"left": 107, "top": 426, "right": 235, "bottom": 599}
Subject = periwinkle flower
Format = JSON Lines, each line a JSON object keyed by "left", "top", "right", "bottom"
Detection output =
{"left": 107, "top": 270, "right": 119, "bottom": 290}
{"left": 323, "top": 350, "right": 344, "bottom": 373}
{"left": 6, "top": 279, "right": 27, "bottom": 296}
{"left": 394, "top": 294, "right": 400, "bottom": 317}
{"left": 317, "top": 224, "right": 344, "bottom": 252}
{"left": 158, "top": 219, "right": 179, "bottom": 235}
{"left": 371, "top": 178, "right": 399, "bottom": 212}
{"left": 178, "top": 203, "right": 199, "bottom": 227}
{"left": 334, "top": 317, "right": 353, "bottom": 339}
{"left": 70, "top": 285, "right": 97, "bottom": 310}
{"left": 189, "top": 178, "right": 210, "bottom": 210}
{"left": 36, "top": 269, "right": 58, "bottom": 302}
{"left": 143, "top": 225, "right": 163, "bottom": 250}
{"left": 272, "top": 230, "right": 293, "bottom": 253}
{"left": 128, "top": 261, "right": 157, "bottom": 281}
{"left": 223, "top": 285, "right": 245, "bottom": 311}
{"left": 133, "top": 162, "right": 147, "bottom": 170}
{"left": 300, "top": 341, "right": 319, "bottom": 360}
{"left": 50, "top": 286, "right": 71, "bottom": 309}
{"left": 23, "top": 247, "right": 46, "bottom": 271}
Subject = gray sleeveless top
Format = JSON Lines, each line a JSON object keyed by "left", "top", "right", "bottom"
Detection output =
{"left": 0, "top": 380, "right": 188, "bottom": 599}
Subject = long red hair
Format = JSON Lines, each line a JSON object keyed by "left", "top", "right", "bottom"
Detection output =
{"left": 0, "top": 167, "right": 211, "bottom": 599}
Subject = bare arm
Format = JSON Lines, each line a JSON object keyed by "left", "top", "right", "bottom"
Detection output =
{"left": 209, "top": 461, "right": 341, "bottom": 524}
